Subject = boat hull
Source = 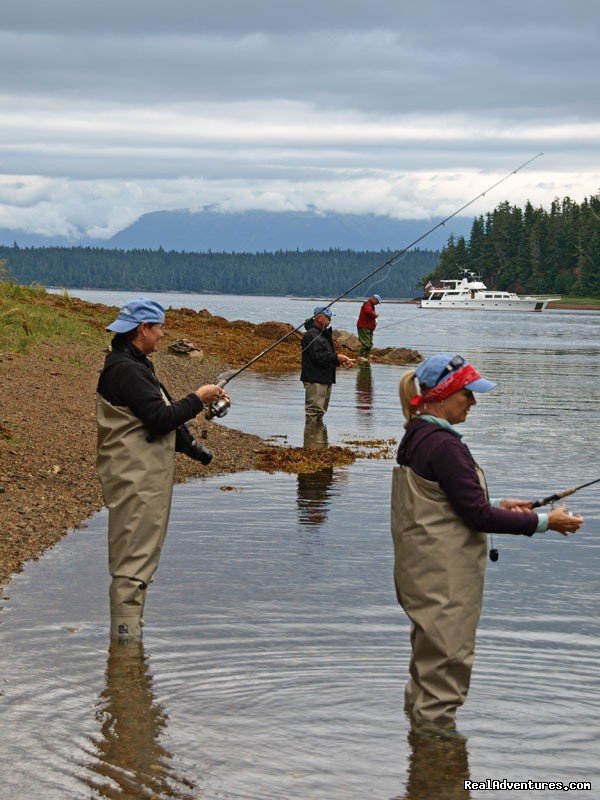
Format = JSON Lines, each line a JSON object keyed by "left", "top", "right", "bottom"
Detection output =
{"left": 420, "top": 298, "right": 552, "bottom": 312}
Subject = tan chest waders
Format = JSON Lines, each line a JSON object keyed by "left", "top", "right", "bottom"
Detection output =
{"left": 391, "top": 464, "right": 487, "bottom": 731}
{"left": 97, "top": 394, "right": 175, "bottom": 640}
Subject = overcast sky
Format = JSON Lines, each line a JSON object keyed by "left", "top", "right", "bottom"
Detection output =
{"left": 1, "top": 0, "right": 598, "bottom": 239}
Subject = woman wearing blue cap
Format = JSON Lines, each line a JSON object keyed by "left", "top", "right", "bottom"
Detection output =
{"left": 392, "top": 353, "right": 583, "bottom": 741}
{"left": 96, "top": 297, "right": 227, "bottom": 642}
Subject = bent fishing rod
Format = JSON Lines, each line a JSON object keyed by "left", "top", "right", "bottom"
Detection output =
{"left": 205, "top": 153, "right": 544, "bottom": 418}
{"left": 530, "top": 477, "right": 600, "bottom": 509}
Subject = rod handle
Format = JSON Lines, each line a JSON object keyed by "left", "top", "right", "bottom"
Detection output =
{"left": 530, "top": 486, "right": 576, "bottom": 508}
{"left": 531, "top": 493, "right": 559, "bottom": 509}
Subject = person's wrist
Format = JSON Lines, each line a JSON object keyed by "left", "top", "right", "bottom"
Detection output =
{"left": 534, "top": 512, "right": 548, "bottom": 533}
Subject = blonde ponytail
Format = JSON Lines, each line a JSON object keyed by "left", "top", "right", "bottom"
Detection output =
{"left": 399, "top": 369, "right": 420, "bottom": 423}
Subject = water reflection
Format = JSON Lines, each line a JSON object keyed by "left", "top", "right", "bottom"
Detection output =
{"left": 297, "top": 420, "right": 333, "bottom": 527}
{"left": 2, "top": 305, "right": 599, "bottom": 798}
{"left": 395, "top": 732, "right": 472, "bottom": 800}
{"left": 85, "top": 641, "right": 196, "bottom": 800}
{"left": 303, "top": 419, "right": 329, "bottom": 450}
{"left": 355, "top": 362, "right": 374, "bottom": 415}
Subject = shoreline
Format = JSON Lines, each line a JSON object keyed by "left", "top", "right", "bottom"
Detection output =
{"left": 47, "top": 288, "right": 600, "bottom": 310}
{"left": 5, "top": 285, "right": 593, "bottom": 588}
{"left": 0, "top": 341, "right": 268, "bottom": 587}
{"left": 0, "top": 291, "right": 418, "bottom": 588}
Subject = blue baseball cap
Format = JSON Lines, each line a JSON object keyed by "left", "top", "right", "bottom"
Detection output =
{"left": 313, "top": 305, "right": 335, "bottom": 318}
{"left": 416, "top": 353, "right": 496, "bottom": 393}
{"left": 373, "top": 294, "right": 382, "bottom": 302}
{"left": 106, "top": 297, "right": 166, "bottom": 333}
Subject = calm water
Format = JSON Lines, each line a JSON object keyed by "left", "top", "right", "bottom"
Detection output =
{"left": 2, "top": 291, "right": 599, "bottom": 799}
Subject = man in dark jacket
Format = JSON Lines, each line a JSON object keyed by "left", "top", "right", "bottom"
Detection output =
{"left": 300, "top": 305, "right": 353, "bottom": 421}
{"left": 356, "top": 294, "right": 381, "bottom": 360}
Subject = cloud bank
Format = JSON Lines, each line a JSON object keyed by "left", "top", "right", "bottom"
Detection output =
{"left": 1, "top": 1, "right": 598, "bottom": 239}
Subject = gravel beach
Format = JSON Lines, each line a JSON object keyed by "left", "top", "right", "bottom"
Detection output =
{"left": 0, "top": 291, "right": 421, "bottom": 587}
{"left": 0, "top": 340, "right": 267, "bottom": 586}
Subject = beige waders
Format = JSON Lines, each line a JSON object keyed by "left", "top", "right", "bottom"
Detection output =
{"left": 97, "top": 395, "right": 175, "bottom": 640}
{"left": 391, "top": 464, "right": 487, "bottom": 734}
{"left": 303, "top": 381, "right": 332, "bottom": 420}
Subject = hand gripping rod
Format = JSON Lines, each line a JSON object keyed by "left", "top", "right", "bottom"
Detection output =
{"left": 217, "top": 153, "right": 544, "bottom": 388}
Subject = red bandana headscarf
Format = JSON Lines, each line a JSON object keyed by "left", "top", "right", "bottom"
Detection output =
{"left": 410, "top": 364, "right": 481, "bottom": 408}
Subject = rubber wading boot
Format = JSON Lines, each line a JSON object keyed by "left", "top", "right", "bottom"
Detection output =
{"left": 110, "top": 616, "right": 143, "bottom": 642}
{"left": 411, "top": 721, "right": 468, "bottom": 744}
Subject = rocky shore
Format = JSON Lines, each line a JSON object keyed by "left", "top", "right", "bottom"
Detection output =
{"left": 0, "top": 291, "right": 420, "bottom": 586}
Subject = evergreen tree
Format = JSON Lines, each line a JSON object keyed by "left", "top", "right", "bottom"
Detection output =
{"left": 429, "top": 193, "right": 600, "bottom": 296}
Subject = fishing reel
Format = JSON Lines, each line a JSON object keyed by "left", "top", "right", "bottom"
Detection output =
{"left": 205, "top": 378, "right": 231, "bottom": 420}
{"left": 205, "top": 394, "right": 231, "bottom": 420}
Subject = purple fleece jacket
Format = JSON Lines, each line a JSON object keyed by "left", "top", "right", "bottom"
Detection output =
{"left": 396, "top": 418, "right": 538, "bottom": 536}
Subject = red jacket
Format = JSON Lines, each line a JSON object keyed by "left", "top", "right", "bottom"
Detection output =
{"left": 357, "top": 300, "right": 378, "bottom": 331}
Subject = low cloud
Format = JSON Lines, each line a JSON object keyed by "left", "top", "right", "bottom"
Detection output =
{"left": 0, "top": 1, "right": 599, "bottom": 238}
{"left": 1, "top": 167, "right": 598, "bottom": 240}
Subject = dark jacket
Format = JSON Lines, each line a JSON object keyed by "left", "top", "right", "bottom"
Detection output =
{"left": 397, "top": 417, "right": 538, "bottom": 535}
{"left": 300, "top": 319, "right": 340, "bottom": 385}
{"left": 97, "top": 342, "right": 203, "bottom": 436}
{"left": 357, "top": 300, "right": 378, "bottom": 331}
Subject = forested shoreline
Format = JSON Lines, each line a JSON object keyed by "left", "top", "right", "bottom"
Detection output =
{"left": 429, "top": 194, "right": 600, "bottom": 295}
{"left": 0, "top": 246, "right": 438, "bottom": 298}
{"left": 3, "top": 193, "right": 599, "bottom": 298}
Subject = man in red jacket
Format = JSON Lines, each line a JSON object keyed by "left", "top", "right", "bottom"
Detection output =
{"left": 356, "top": 294, "right": 381, "bottom": 360}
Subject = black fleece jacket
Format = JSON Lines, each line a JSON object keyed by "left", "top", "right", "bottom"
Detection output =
{"left": 300, "top": 319, "right": 340, "bottom": 385}
{"left": 97, "top": 342, "right": 204, "bottom": 435}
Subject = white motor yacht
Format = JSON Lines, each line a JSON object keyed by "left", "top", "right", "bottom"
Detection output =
{"left": 420, "top": 271, "right": 560, "bottom": 312}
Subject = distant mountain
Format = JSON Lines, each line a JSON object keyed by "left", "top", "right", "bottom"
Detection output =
{"left": 107, "top": 209, "right": 473, "bottom": 252}
{"left": 0, "top": 209, "right": 474, "bottom": 252}
{"left": 0, "top": 228, "right": 96, "bottom": 248}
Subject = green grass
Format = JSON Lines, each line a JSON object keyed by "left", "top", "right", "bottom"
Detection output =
{"left": 0, "top": 282, "right": 97, "bottom": 352}
{"left": 558, "top": 296, "right": 600, "bottom": 306}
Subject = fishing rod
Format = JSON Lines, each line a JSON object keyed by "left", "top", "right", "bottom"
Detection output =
{"left": 378, "top": 310, "right": 440, "bottom": 330}
{"left": 205, "top": 153, "right": 544, "bottom": 419}
{"left": 530, "top": 477, "right": 600, "bottom": 509}
{"left": 489, "top": 475, "right": 597, "bottom": 564}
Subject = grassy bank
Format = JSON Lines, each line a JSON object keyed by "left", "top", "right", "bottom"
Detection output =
{"left": 553, "top": 296, "right": 600, "bottom": 309}
{"left": 0, "top": 282, "right": 101, "bottom": 352}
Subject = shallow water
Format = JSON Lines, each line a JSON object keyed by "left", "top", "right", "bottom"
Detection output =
{"left": 2, "top": 297, "right": 599, "bottom": 799}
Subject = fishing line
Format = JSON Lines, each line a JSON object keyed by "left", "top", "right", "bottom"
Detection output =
{"left": 363, "top": 260, "right": 394, "bottom": 298}
{"left": 205, "top": 153, "right": 544, "bottom": 415}
{"left": 314, "top": 152, "right": 544, "bottom": 317}
{"left": 271, "top": 303, "right": 435, "bottom": 367}
{"left": 378, "top": 310, "right": 439, "bottom": 330}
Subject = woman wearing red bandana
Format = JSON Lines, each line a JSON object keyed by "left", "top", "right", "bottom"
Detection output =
{"left": 391, "top": 353, "right": 583, "bottom": 742}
